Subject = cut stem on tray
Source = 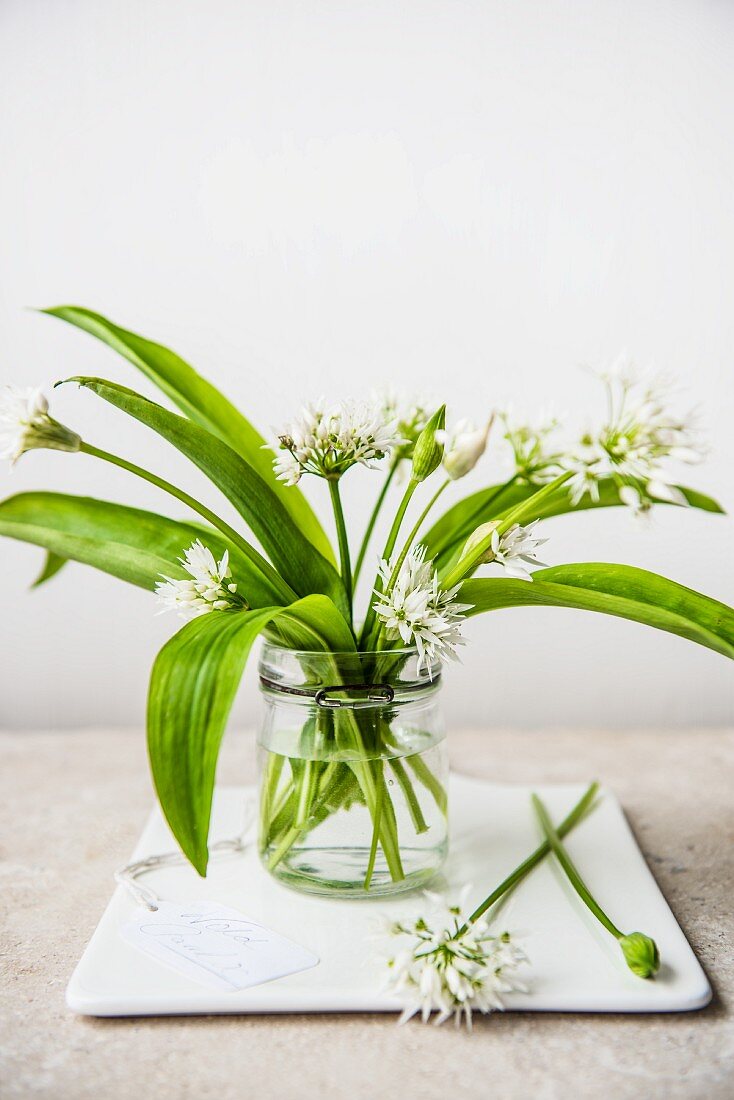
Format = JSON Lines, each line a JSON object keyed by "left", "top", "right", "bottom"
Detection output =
{"left": 532, "top": 792, "right": 661, "bottom": 979}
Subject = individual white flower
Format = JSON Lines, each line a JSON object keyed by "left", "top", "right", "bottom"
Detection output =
{"left": 0, "top": 386, "right": 81, "bottom": 465}
{"left": 490, "top": 521, "right": 548, "bottom": 581}
{"left": 372, "top": 545, "right": 471, "bottom": 673}
{"left": 565, "top": 358, "right": 706, "bottom": 513}
{"left": 272, "top": 446, "right": 302, "bottom": 487}
{"left": 499, "top": 405, "right": 564, "bottom": 483}
{"left": 271, "top": 398, "right": 405, "bottom": 483}
{"left": 618, "top": 484, "right": 647, "bottom": 516}
{"left": 440, "top": 417, "right": 493, "bottom": 480}
{"left": 383, "top": 887, "right": 528, "bottom": 1028}
{"left": 565, "top": 438, "right": 607, "bottom": 506}
{"left": 155, "top": 539, "right": 247, "bottom": 619}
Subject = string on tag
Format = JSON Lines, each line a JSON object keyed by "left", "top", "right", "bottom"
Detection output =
{"left": 115, "top": 796, "right": 256, "bottom": 911}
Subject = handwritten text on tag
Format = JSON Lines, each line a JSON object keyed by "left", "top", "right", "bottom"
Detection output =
{"left": 120, "top": 901, "right": 319, "bottom": 991}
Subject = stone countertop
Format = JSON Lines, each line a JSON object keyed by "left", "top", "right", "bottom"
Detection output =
{"left": 1, "top": 727, "right": 733, "bottom": 1100}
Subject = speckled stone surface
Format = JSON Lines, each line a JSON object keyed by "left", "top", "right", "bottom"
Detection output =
{"left": 1, "top": 727, "right": 733, "bottom": 1100}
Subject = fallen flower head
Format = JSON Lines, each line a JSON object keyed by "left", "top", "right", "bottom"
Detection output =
{"left": 383, "top": 888, "right": 528, "bottom": 1028}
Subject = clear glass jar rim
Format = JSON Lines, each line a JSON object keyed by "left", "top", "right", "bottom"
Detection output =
{"left": 260, "top": 641, "right": 424, "bottom": 659}
{"left": 258, "top": 641, "right": 442, "bottom": 704}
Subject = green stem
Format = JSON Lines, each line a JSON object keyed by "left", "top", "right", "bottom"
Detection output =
{"left": 259, "top": 752, "right": 285, "bottom": 851}
{"left": 359, "top": 477, "right": 419, "bottom": 647}
{"left": 262, "top": 708, "right": 405, "bottom": 886}
{"left": 295, "top": 759, "right": 321, "bottom": 828}
{"left": 364, "top": 479, "right": 448, "bottom": 656}
{"left": 353, "top": 461, "right": 398, "bottom": 587}
{"left": 457, "top": 782, "right": 599, "bottom": 935}
{"left": 431, "top": 474, "right": 519, "bottom": 565}
{"left": 531, "top": 792, "right": 622, "bottom": 939}
{"left": 347, "top": 751, "right": 404, "bottom": 882}
{"left": 462, "top": 474, "right": 520, "bottom": 536}
{"left": 382, "top": 477, "right": 420, "bottom": 566}
{"left": 386, "top": 479, "right": 450, "bottom": 593}
{"left": 328, "top": 478, "right": 353, "bottom": 626}
{"left": 266, "top": 763, "right": 356, "bottom": 859}
{"left": 441, "top": 470, "right": 572, "bottom": 590}
{"left": 390, "top": 758, "right": 429, "bottom": 834}
{"left": 364, "top": 762, "right": 385, "bottom": 890}
{"left": 266, "top": 823, "right": 303, "bottom": 871}
{"left": 79, "top": 441, "right": 294, "bottom": 602}
{"left": 406, "top": 753, "right": 448, "bottom": 816}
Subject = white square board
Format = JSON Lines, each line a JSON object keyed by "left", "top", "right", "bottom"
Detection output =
{"left": 67, "top": 776, "right": 711, "bottom": 1016}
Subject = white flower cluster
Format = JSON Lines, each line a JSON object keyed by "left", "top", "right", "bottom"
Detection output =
{"left": 0, "top": 386, "right": 80, "bottom": 465}
{"left": 155, "top": 539, "right": 246, "bottom": 619}
{"left": 499, "top": 359, "right": 705, "bottom": 514}
{"left": 565, "top": 358, "right": 705, "bottom": 513}
{"left": 490, "top": 520, "right": 548, "bottom": 581}
{"left": 372, "top": 545, "right": 471, "bottom": 672}
{"left": 460, "top": 520, "right": 549, "bottom": 581}
{"left": 273, "top": 398, "right": 405, "bottom": 484}
{"left": 384, "top": 888, "right": 527, "bottom": 1028}
{"left": 499, "top": 405, "right": 563, "bottom": 484}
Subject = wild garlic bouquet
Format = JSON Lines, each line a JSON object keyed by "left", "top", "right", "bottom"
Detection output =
{"left": 1, "top": 310, "right": 732, "bottom": 894}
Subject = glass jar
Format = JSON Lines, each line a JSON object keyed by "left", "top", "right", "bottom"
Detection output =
{"left": 257, "top": 643, "right": 448, "bottom": 897}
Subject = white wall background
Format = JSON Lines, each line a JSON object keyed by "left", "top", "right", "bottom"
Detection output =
{"left": 1, "top": 0, "right": 732, "bottom": 731}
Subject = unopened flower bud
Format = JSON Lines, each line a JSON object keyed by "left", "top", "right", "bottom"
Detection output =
{"left": 619, "top": 932, "right": 660, "bottom": 979}
{"left": 459, "top": 520, "right": 500, "bottom": 566}
{"left": 411, "top": 405, "right": 446, "bottom": 482}
{"left": 443, "top": 417, "right": 493, "bottom": 480}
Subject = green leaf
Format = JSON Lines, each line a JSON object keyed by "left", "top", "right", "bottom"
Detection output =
{"left": 65, "top": 377, "right": 348, "bottom": 617}
{"left": 42, "top": 305, "right": 335, "bottom": 563}
{"left": 147, "top": 595, "right": 354, "bottom": 874}
{"left": 424, "top": 478, "right": 725, "bottom": 567}
{"left": 30, "top": 550, "right": 66, "bottom": 588}
{"left": 461, "top": 563, "right": 734, "bottom": 659}
{"left": 274, "top": 594, "right": 357, "bottom": 652}
{"left": 0, "top": 492, "right": 286, "bottom": 606}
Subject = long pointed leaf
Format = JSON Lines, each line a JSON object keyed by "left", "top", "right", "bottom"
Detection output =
{"left": 147, "top": 595, "right": 355, "bottom": 874}
{"left": 43, "top": 305, "right": 335, "bottom": 563}
{"left": 30, "top": 550, "right": 66, "bottom": 588}
{"left": 0, "top": 492, "right": 286, "bottom": 606}
{"left": 65, "top": 377, "right": 348, "bottom": 617}
{"left": 461, "top": 564, "right": 734, "bottom": 659}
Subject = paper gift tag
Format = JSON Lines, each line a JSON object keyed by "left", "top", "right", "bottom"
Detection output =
{"left": 120, "top": 900, "right": 319, "bottom": 991}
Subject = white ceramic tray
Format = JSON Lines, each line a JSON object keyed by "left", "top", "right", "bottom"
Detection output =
{"left": 66, "top": 777, "right": 711, "bottom": 1016}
